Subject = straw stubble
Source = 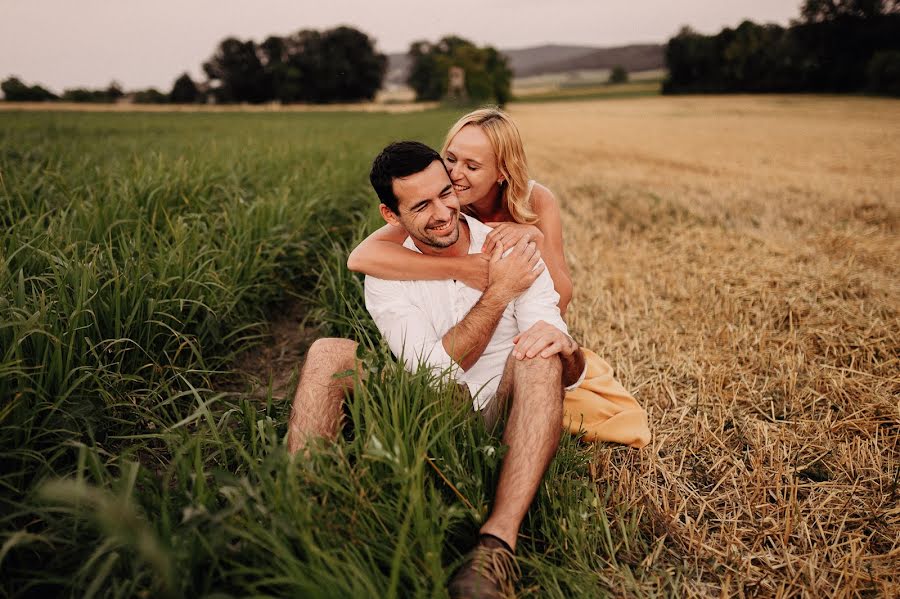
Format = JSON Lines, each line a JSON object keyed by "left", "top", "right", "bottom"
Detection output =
{"left": 513, "top": 95, "right": 899, "bottom": 597}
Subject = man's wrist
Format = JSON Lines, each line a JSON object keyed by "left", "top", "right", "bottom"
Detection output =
{"left": 482, "top": 284, "right": 515, "bottom": 308}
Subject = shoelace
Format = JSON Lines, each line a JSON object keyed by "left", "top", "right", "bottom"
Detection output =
{"left": 471, "top": 545, "right": 521, "bottom": 591}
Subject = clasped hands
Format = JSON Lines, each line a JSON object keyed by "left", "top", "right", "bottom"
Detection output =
{"left": 456, "top": 223, "right": 544, "bottom": 292}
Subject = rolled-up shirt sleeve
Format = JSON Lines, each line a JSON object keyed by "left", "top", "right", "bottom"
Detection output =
{"left": 513, "top": 266, "right": 568, "bottom": 335}
{"left": 513, "top": 266, "right": 586, "bottom": 391}
{"left": 364, "top": 275, "right": 456, "bottom": 377}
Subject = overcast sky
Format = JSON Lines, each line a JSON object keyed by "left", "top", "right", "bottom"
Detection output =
{"left": 1, "top": 0, "right": 802, "bottom": 92}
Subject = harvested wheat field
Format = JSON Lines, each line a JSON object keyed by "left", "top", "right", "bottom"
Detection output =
{"left": 512, "top": 96, "right": 900, "bottom": 597}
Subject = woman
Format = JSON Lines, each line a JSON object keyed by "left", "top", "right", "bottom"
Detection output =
{"left": 348, "top": 107, "right": 650, "bottom": 448}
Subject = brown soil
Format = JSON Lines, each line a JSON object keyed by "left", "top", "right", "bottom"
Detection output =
{"left": 226, "top": 301, "right": 319, "bottom": 400}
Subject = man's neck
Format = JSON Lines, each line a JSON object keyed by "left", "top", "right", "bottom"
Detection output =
{"left": 413, "top": 217, "right": 471, "bottom": 258}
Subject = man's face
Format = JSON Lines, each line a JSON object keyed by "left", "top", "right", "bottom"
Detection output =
{"left": 383, "top": 160, "right": 461, "bottom": 250}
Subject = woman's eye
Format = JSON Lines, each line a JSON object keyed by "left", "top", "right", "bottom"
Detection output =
{"left": 467, "top": 165, "right": 478, "bottom": 171}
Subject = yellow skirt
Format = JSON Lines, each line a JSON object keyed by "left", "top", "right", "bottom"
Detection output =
{"left": 564, "top": 349, "right": 651, "bottom": 448}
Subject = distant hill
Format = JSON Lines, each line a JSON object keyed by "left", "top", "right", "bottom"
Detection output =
{"left": 515, "top": 44, "right": 665, "bottom": 76}
{"left": 384, "top": 43, "right": 665, "bottom": 85}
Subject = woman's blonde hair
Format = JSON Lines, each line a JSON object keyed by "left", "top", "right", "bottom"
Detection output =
{"left": 441, "top": 107, "right": 537, "bottom": 224}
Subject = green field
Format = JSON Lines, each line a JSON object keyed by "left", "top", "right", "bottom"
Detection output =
{"left": 0, "top": 111, "right": 660, "bottom": 597}
{"left": 513, "top": 80, "right": 662, "bottom": 104}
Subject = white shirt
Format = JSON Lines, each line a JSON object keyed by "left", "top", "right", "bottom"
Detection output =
{"left": 364, "top": 215, "right": 585, "bottom": 410}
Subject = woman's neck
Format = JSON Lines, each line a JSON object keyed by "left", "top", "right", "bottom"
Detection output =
{"left": 466, "top": 188, "right": 511, "bottom": 223}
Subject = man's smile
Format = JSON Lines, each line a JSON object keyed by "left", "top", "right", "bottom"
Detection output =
{"left": 428, "top": 214, "right": 457, "bottom": 233}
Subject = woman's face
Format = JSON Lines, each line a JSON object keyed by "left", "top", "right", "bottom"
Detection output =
{"left": 444, "top": 125, "right": 502, "bottom": 207}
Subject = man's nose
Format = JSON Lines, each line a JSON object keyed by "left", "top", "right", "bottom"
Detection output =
{"left": 435, "top": 196, "right": 457, "bottom": 219}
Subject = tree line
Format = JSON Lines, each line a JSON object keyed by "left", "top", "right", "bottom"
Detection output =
{"left": 664, "top": 0, "right": 900, "bottom": 95}
{"left": 3, "top": 28, "right": 512, "bottom": 106}
{"left": 2, "top": 26, "right": 387, "bottom": 105}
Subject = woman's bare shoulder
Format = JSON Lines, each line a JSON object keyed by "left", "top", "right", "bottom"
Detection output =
{"left": 529, "top": 182, "right": 561, "bottom": 216}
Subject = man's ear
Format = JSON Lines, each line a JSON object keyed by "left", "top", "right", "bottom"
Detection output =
{"left": 379, "top": 203, "right": 402, "bottom": 227}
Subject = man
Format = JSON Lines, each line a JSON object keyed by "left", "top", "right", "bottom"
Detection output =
{"left": 287, "top": 141, "right": 586, "bottom": 598}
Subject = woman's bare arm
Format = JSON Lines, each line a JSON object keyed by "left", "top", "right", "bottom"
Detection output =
{"left": 347, "top": 223, "right": 489, "bottom": 289}
{"left": 531, "top": 184, "right": 574, "bottom": 315}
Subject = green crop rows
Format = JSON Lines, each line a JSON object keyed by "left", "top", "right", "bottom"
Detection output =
{"left": 0, "top": 110, "right": 664, "bottom": 598}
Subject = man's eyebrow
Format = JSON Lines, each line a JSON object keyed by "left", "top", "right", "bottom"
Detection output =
{"left": 439, "top": 184, "right": 452, "bottom": 196}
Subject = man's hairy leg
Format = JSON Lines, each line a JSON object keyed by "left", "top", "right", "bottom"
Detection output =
{"left": 479, "top": 353, "right": 564, "bottom": 550}
{"left": 286, "top": 337, "right": 360, "bottom": 455}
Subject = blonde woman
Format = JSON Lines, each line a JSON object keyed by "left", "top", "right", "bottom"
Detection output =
{"left": 348, "top": 108, "right": 650, "bottom": 448}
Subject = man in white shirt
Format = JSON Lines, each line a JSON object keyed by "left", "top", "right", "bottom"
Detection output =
{"left": 287, "top": 141, "right": 585, "bottom": 598}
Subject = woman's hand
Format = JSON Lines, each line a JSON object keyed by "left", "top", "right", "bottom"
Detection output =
{"left": 482, "top": 222, "right": 544, "bottom": 254}
{"left": 456, "top": 253, "right": 490, "bottom": 291}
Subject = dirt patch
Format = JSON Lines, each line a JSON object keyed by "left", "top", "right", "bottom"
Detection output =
{"left": 225, "top": 300, "right": 320, "bottom": 400}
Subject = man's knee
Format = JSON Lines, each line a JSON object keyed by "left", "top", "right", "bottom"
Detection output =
{"left": 511, "top": 353, "right": 562, "bottom": 377}
{"left": 305, "top": 337, "right": 358, "bottom": 373}
{"left": 508, "top": 354, "right": 564, "bottom": 402}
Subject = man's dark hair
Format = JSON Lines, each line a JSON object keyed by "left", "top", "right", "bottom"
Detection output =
{"left": 369, "top": 141, "right": 442, "bottom": 213}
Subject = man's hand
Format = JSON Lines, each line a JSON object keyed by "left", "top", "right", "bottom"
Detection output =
{"left": 512, "top": 320, "right": 578, "bottom": 360}
{"left": 456, "top": 253, "right": 490, "bottom": 291}
{"left": 486, "top": 237, "right": 544, "bottom": 303}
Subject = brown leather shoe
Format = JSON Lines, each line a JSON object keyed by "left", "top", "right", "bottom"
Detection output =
{"left": 447, "top": 536, "right": 521, "bottom": 599}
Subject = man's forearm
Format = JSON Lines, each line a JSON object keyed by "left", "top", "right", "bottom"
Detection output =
{"left": 560, "top": 348, "right": 586, "bottom": 388}
{"left": 442, "top": 286, "right": 510, "bottom": 371}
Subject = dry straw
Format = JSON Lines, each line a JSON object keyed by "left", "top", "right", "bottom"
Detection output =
{"left": 515, "top": 96, "right": 900, "bottom": 597}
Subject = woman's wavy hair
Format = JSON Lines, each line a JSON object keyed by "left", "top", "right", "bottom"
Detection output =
{"left": 441, "top": 107, "right": 537, "bottom": 224}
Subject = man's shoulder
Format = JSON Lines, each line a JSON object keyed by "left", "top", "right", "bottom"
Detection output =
{"left": 461, "top": 214, "right": 491, "bottom": 249}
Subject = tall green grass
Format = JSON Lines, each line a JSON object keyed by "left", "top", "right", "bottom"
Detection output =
{"left": 0, "top": 110, "right": 670, "bottom": 597}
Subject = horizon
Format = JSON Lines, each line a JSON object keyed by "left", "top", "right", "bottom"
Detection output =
{"left": 0, "top": 1, "right": 801, "bottom": 93}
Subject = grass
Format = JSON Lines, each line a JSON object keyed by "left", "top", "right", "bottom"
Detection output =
{"left": 0, "top": 109, "right": 660, "bottom": 598}
{"left": 512, "top": 81, "right": 661, "bottom": 104}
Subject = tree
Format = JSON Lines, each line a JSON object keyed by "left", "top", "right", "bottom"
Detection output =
{"left": 297, "top": 26, "right": 387, "bottom": 103}
{"left": 169, "top": 73, "right": 199, "bottom": 103}
{"left": 203, "top": 37, "right": 267, "bottom": 103}
{"left": 1, "top": 77, "right": 57, "bottom": 101}
{"left": 801, "top": 0, "right": 899, "bottom": 22}
{"left": 609, "top": 65, "right": 628, "bottom": 84}
{"left": 406, "top": 36, "right": 511, "bottom": 104}
{"left": 867, "top": 50, "right": 900, "bottom": 94}
{"left": 132, "top": 88, "right": 168, "bottom": 104}
{"left": 201, "top": 27, "right": 386, "bottom": 104}
{"left": 106, "top": 82, "right": 124, "bottom": 102}
{"left": 61, "top": 81, "right": 124, "bottom": 103}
